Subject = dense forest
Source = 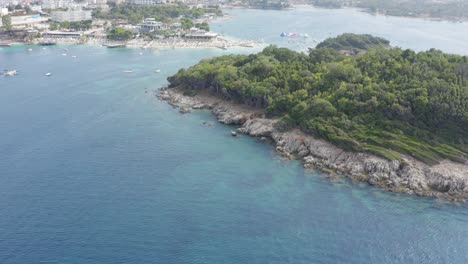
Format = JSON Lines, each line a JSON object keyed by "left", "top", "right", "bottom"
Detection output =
{"left": 311, "top": 0, "right": 468, "bottom": 20}
{"left": 167, "top": 34, "right": 468, "bottom": 165}
{"left": 92, "top": 3, "right": 223, "bottom": 24}
{"left": 315, "top": 33, "right": 390, "bottom": 52}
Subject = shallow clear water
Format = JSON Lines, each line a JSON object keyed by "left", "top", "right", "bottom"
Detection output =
{"left": 1, "top": 8, "right": 468, "bottom": 264}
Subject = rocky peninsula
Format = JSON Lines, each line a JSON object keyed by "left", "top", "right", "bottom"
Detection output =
{"left": 157, "top": 87, "right": 468, "bottom": 201}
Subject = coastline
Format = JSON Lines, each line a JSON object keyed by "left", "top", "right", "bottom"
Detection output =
{"left": 224, "top": 4, "right": 468, "bottom": 23}
{"left": 0, "top": 36, "right": 261, "bottom": 50}
{"left": 297, "top": 4, "right": 468, "bottom": 23}
{"left": 157, "top": 87, "right": 468, "bottom": 201}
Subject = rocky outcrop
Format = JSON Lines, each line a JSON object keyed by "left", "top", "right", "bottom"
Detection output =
{"left": 157, "top": 88, "right": 468, "bottom": 201}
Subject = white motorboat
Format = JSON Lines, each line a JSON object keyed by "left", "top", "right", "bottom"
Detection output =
{"left": 3, "top": 70, "right": 18, "bottom": 76}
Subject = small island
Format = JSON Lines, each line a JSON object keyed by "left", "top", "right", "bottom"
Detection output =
{"left": 159, "top": 33, "right": 468, "bottom": 200}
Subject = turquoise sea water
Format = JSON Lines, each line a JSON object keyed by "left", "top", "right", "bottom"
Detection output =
{"left": 1, "top": 8, "right": 468, "bottom": 264}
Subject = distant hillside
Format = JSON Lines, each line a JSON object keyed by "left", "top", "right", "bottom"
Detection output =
{"left": 228, "top": 0, "right": 291, "bottom": 10}
{"left": 310, "top": 0, "right": 468, "bottom": 21}
{"left": 315, "top": 33, "right": 390, "bottom": 52}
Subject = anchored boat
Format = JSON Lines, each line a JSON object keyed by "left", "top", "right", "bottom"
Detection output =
{"left": 280, "top": 32, "right": 309, "bottom": 38}
{"left": 3, "top": 70, "right": 18, "bottom": 76}
{"left": 39, "top": 41, "right": 57, "bottom": 46}
{"left": 104, "top": 44, "right": 126, "bottom": 48}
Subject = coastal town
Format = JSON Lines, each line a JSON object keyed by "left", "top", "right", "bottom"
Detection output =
{"left": 2, "top": 0, "right": 464, "bottom": 49}
{"left": 0, "top": 0, "right": 260, "bottom": 48}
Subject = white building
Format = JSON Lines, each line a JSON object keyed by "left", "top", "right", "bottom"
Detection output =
{"left": 133, "top": 0, "right": 156, "bottom": 5}
{"left": 132, "top": 0, "right": 173, "bottom": 5}
{"left": 51, "top": 9, "right": 92, "bottom": 22}
{"left": 42, "top": 0, "right": 67, "bottom": 9}
{"left": 0, "top": 0, "right": 19, "bottom": 7}
{"left": 184, "top": 29, "right": 218, "bottom": 41}
{"left": 30, "top": 5, "right": 43, "bottom": 13}
{"left": 88, "top": 0, "right": 108, "bottom": 9}
{"left": 139, "top": 18, "right": 164, "bottom": 31}
{"left": 1, "top": 7, "right": 8, "bottom": 16}
{"left": 42, "top": 0, "right": 88, "bottom": 9}
{"left": 43, "top": 0, "right": 89, "bottom": 10}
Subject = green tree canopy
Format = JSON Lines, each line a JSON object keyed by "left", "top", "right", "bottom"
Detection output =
{"left": 168, "top": 36, "right": 468, "bottom": 165}
{"left": 196, "top": 22, "right": 210, "bottom": 32}
{"left": 316, "top": 33, "right": 390, "bottom": 52}
{"left": 2, "top": 15, "right": 12, "bottom": 31}
{"left": 107, "top": 27, "right": 134, "bottom": 41}
{"left": 180, "top": 18, "right": 193, "bottom": 30}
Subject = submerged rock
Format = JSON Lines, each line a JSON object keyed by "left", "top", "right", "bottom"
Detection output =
{"left": 179, "top": 107, "right": 191, "bottom": 114}
{"left": 202, "top": 121, "right": 214, "bottom": 127}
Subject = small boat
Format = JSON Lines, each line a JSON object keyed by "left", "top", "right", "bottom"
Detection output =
{"left": 288, "top": 33, "right": 301, "bottom": 38}
{"left": 139, "top": 52, "right": 143, "bottom": 55}
{"left": 61, "top": 53, "right": 67, "bottom": 56}
{"left": 155, "top": 69, "right": 161, "bottom": 73}
{"left": 27, "top": 48, "right": 33, "bottom": 51}
{"left": 3, "top": 70, "right": 18, "bottom": 76}
{"left": 45, "top": 72, "right": 52, "bottom": 76}
{"left": 71, "top": 55, "right": 77, "bottom": 58}
{"left": 240, "top": 43, "right": 254, "bottom": 48}
{"left": 0, "top": 43, "right": 12, "bottom": 47}
{"left": 217, "top": 45, "right": 227, "bottom": 50}
{"left": 123, "top": 70, "right": 133, "bottom": 73}
{"left": 280, "top": 32, "right": 309, "bottom": 38}
{"left": 105, "top": 44, "right": 126, "bottom": 48}
{"left": 39, "top": 41, "right": 56, "bottom": 46}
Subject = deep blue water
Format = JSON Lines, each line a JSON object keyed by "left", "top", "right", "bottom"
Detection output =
{"left": 1, "top": 8, "right": 468, "bottom": 264}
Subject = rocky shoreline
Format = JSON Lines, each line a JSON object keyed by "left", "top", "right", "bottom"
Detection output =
{"left": 157, "top": 87, "right": 468, "bottom": 201}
